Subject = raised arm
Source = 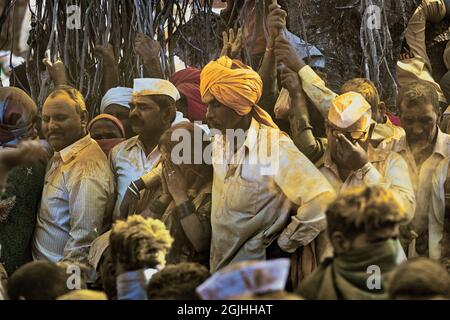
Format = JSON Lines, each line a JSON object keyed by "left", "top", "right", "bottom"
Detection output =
{"left": 43, "top": 58, "right": 68, "bottom": 87}
{"left": 280, "top": 66, "right": 326, "bottom": 163}
{"left": 257, "top": 3, "right": 287, "bottom": 113}
{"left": 274, "top": 34, "right": 336, "bottom": 118}
{"left": 94, "top": 44, "right": 120, "bottom": 96}
{"left": 135, "top": 33, "right": 164, "bottom": 79}
{"left": 274, "top": 137, "right": 336, "bottom": 253}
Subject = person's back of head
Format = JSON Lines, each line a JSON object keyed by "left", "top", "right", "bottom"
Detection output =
{"left": 388, "top": 258, "right": 450, "bottom": 300}
{"left": 7, "top": 261, "right": 70, "bottom": 300}
{"left": 99, "top": 247, "right": 117, "bottom": 300}
{"left": 340, "top": 78, "right": 385, "bottom": 123}
{"left": 147, "top": 262, "right": 210, "bottom": 300}
{"left": 326, "top": 185, "right": 408, "bottom": 255}
{"left": 109, "top": 215, "right": 173, "bottom": 272}
{"left": 57, "top": 289, "right": 107, "bottom": 300}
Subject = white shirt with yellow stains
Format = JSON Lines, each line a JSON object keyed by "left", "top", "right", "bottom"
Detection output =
{"left": 209, "top": 118, "right": 336, "bottom": 272}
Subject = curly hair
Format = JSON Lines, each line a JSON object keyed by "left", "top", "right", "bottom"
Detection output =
{"left": 326, "top": 185, "right": 408, "bottom": 241}
{"left": 340, "top": 78, "right": 380, "bottom": 111}
{"left": 109, "top": 215, "right": 173, "bottom": 271}
{"left": 147, "top": 262, "right": 210, "bottom": 300}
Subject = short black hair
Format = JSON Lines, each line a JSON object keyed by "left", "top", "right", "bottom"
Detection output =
{"left": 147, "top": 262, "right": 210, "bottom": 300}
{"left": 397, "top": 80, "right": 440, "bottom": 115}
{"left": 7, "top": 261, "right": 70, "bottom": 300}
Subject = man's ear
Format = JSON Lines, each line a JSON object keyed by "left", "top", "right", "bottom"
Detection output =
{"left": 162, "top": 105, "right": 176, "bottom": 125}
{"left": 378, "top": 101, "right": 387, "bottom": 118}
{"left": 368, "top": 122, "right": 376, "bottom": 139}
{"left": 80, "top": 109, "right": 89, "bottom": 129}
{"left": 330, "top": 231, "right": 348, "bottom": 255}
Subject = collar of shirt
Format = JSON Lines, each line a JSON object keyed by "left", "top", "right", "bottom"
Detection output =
{"left": 57, "top": 134, "right": 93, "bottom": 164}
{"left": 243, "top": 118, "right": 259, "bottom": 152}
{"left": 213, "top": 117, "right": 260, "bottom": 166}
{"left": 396, "top": 128, "right": 450, "bottom": 158}
{"left": 372, "top": 120, "right": 405, "bottom": 144}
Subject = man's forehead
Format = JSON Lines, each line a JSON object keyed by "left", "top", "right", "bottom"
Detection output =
{"left": 105, "top": 104, "right": 129, "bottom": 113}
{"left": 131, "top": 94, "right": 157, "bottom": 105}
{"left": 201, "top": 91, "right": 215, "bottom": 105}
{"left": 45, "top": 92, "right": 76, "bottom": 105}
{"left": 43, "top": 95, "right": 78, "bottom": 113}
{"left": 400, "top": 101, "right": 436, "bottom": 114}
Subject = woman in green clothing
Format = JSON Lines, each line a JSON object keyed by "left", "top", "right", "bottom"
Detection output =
{"left": 0, "top": 87, "right": 48, "bottom": 276}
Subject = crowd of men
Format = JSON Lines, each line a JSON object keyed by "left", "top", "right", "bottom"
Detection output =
{"left": 1, "top": 0, "right": 450, "bottom": 300}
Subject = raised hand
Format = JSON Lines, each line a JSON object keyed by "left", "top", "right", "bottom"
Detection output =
{"left": 220, "top": 28, "right": 243, "bottom": 59}
{"left": 267, "top": 2, "right": 287, "bottom": 45}
{"left": 280, "top": 66, "right": 302, "bottom": 97}
{"left": 43, "top": 58, "right": 67, "bottom": 86}
{"left": 336, "top": 133, "right": 369, "bottom": 171}
{"left": 94, "top": 44, "right": 116, "bottom": 63}
{"left": 162, "top": 161, "right": 188, "bottom": 206}
{"left": 135, "top": 32, "right": 161, "bottom": 64}
{"left": 274, "top": 35, "right": 305, "bottom": 73}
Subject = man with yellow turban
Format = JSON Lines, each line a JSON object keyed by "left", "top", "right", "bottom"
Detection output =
{"left": 200, "top": 56, "right": 336, "bottom": 275}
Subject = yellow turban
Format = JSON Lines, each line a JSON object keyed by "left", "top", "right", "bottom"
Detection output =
{"left": 200, "top": 56, "right": 278, "bottom": 129}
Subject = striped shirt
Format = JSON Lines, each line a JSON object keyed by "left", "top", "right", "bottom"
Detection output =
{"left": 32, "top": 134, "right": 115, "bottom": 265}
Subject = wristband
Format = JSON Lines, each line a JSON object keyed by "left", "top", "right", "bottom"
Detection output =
{"left": 127, "top": 185, "right": 140, "bottom": 199}
{"left": 176, "top": 200, "right": 196, "bottom": 219}
{"left": 131, "top": 181, "right": 141, "bottom": 192}
{"left": 355, "top": 162, "right": 372, "bottom": 180}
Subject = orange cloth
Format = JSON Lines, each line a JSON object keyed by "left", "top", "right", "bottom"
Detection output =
{"left": 87, "top": 113, "right": 125, "bottom": 138}
{"left": 200, "top": 56, "right": 278, "bottom": 129}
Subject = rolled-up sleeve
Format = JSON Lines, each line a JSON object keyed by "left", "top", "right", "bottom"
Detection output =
{"left": 298, "top": 66, "right": 337, "bottom": 118}
{"left": 275, "top": 137, "right": 336, "bottom": 252}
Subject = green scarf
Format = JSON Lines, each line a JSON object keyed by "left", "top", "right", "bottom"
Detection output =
{"left": 300, "top": 239, "right": 400, "bottom": 300}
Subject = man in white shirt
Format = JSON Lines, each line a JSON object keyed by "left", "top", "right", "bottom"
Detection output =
{"left": 33, "top": 85, "right": 115, "bottom": 265}
{"left": 110, "top": 78, "right": 189, "bottom": 220}
{"left": 200, "top": 56, "right": 336, "bottom": 273}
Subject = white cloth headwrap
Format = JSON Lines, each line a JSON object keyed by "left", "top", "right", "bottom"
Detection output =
{"left": 100, "top": 87, "right": 133, "bottom": 113}
{"left": 328, "top": 91, "right": 372, "bottom": 130}
{"left": 196, "top": 259, "right": 290, "bottom": 300}
{"left": 133, "top": 78, "right": 181, "bottom": 101}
